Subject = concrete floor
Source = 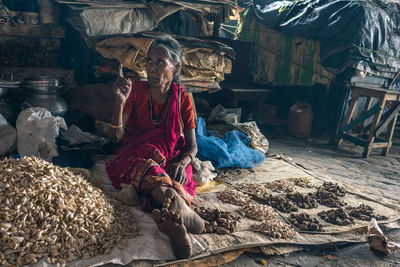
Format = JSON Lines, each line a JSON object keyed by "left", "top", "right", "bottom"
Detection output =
{"left": 222, "top": 127, "right": 400, "bottom": 267}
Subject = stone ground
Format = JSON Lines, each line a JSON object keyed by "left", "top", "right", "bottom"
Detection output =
{"left": 222, "top": 126, "right": 400, "bottom": 267}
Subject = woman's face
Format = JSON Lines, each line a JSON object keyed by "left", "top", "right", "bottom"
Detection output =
{"left": 146, "top": 47, "right": 177, "bottom": 89}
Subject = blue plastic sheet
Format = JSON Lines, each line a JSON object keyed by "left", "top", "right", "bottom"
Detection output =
{"left": 196, "top": 117, "right": 266, "bottom": 169}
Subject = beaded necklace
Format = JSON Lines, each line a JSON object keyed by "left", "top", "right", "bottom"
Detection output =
{"left": 147, "top": 85, "right": 170, "bottom": 127}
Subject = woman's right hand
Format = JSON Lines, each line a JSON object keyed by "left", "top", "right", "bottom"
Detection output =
{"left": 113, "top": 64, "right": 132, "bottom": 106}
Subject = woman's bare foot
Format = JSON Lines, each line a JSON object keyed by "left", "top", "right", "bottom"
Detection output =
{"left": 163, "top": 188, "right": 204, "bottom": 234}
{"left": 152, "top": 205, "right": 192, "bottom": 259}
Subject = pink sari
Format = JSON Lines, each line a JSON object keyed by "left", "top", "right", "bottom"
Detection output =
{"left": 106, "top": 82, "right": 197, "bottom": 208}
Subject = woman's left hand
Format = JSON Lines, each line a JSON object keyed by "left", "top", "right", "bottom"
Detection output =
{"left": 169, "top": 162, "right": 187, "bottom": 185}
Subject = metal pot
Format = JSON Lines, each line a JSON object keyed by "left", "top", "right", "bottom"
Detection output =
{"left": 22, "top": 85, "right": 64, "bottom": 94}
{"left": 0, "top": 99, "right": 17, "bottom": 125}
{"left": 23, "top": 76, "right": 64, "bottom": 87}
{"left": 22, "top": 76, "right": 64, "bottom": 94}
{"left": 0, "top": 80, "right": 20, "bottom": 97}
{"left": 22, "top": 93, "right": 69, "bottom": 117}
{"left": 0, "top": 87, "right": 9, "bottom": 98}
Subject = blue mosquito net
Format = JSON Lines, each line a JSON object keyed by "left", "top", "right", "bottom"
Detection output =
{"left": 196, "top": 117, "right": 266, "bottom": 169}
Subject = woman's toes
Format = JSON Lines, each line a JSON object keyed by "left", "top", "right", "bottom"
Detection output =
{"left": 152, "top": 209, "right": 163, "bottom": 223}
{"left": 161, "top": 208, "right": 170, "bottom": 219}
{"left": 172, "top": 212, "right": 180, "bottom": 222}
{"left": 163, "top": 198, "right": 171, "bottom": 208}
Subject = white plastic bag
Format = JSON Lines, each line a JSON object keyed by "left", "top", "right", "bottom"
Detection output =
{"left": 0, "top": 113, "right": 17, "bottom": 156}
{"left": 16, "top": 107, "right": 67, "bottom": 161}
{"left": 192, "top": 157, "right": 217, "bottom": 185}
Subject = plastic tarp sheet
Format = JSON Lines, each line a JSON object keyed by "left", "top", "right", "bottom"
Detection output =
{"left": 238, "top": 0, "right": 400, "bottom": 78}
{"left": 32, "top": 156, "right": 399, "bottom": 266}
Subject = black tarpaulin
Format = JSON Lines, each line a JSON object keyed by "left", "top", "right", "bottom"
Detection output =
{"left": 238, "top": 0, "right": 400, "bottom": 77}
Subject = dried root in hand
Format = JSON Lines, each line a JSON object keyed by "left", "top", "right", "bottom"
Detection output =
{"left": 286, "top": 192, "right": 318, "bottom": 209}
{"left": 239, "top": 203, "right": 276, "bottom": 221}
{"left": 0, "top": 157, "right": 139, "bottom": 267}
{"left": 318, "top": 208, "right": 353, "bottom": 226}
{"left": 288, "top": 213, "right": 323, "bottom": 231}
{"left": 346, "top": 204, "right": 388, "bottom": 221}
{"left": 253, "top": 219, "right": 296, "bottom": 239}
{"left": 315, "top": 189, "right": 347, "bottom": 208}
{"left": 193, "top": 206, "right": 241, "bottom": 235}
{"left": 217, "top": 190, "right": 251, "bottom": 206}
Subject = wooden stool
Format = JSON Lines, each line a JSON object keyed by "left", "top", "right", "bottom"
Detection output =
{"left": 336, "top": 86, "right": 400, "bottom": 158}
{"left": 220, "top": 82, "right": 273, "bottom": 108}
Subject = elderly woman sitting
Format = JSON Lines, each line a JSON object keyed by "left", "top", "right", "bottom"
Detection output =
{"left": 106, "top": 35, "right": 204, "bottom": 259}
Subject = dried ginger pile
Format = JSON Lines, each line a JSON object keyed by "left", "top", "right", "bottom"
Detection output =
{"left": 0, "top": 157, "right": 139, "bottom": 266}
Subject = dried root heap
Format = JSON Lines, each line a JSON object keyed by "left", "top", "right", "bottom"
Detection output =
{"left": 267, "top": 195, "right": 298, "bottom": 213}
{"left": 318, "top": 208, "right": 353, "bottom": 226}
{"left": 265, "top": 180, "right": 294, "bottom": 193}
{"left": 319, "top": 182, "right": 346, "bottom": 197}
{"left": 289, "top": 177, "right": 313, "bottom": 188}
{"left": 286, "top": 192, "right": 318, "bottom": 209}
{"left": 193, "top": 206, "right": 241, "bottom": 235}
{"left": 315, "top": 189, "right": 347, "bottom": 208}
{"left": 288, "top": 213, "right": 323, "bottom": 231}
{"left": 346, "top": 204, "right": 388, "bottom": 221}
{"left": 0, "top": 157, "right": 139, "bottom": 266}
{"left": 217, "top": 190, "right": 251, "bottom": 206}
{"left": 236, "top": 182, "right": 270, "bottom": 198}
{"left": 239, "top": 203, "right": 276, "bottom": 221}
{"left": 253, "top": 219, "right": 296, "bottom": 239}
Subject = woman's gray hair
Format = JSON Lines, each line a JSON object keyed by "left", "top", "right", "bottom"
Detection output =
{"left": 149, "top": 35, "right": 183, "bottom": 78}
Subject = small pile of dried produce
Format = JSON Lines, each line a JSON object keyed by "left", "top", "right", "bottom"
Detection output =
{"left": 318, "top": 208, "right": 353, "bottom": 225}
{"left": 217, "top": 190, "right": 251, "bottom": 206}
{"left": 0, "top": 157, "right": 139, "bottom": 266}
{"left": 319, "top": 182, "right": 346, "bottom": 197}
{"left": 239, "top": 203, "right": 276, "bottom": 221}
{"left": 346, "top": 204, "right": 388, "bottom": 221}
{"left": 286, "top": 192, "right": 318, "bottom": 209}
{"left": 265, "top": 180, "right": 294, "bottom": 193}
{"left": 315, "top": 189, "right": 347, "bottom": 208}
{"left": 288, "top": 213, "right": 323, "bottom": 231}
{"left": 267, "top": 195, "right": 298, "bottom": 213}
{"left": 236, "top": 182, "right": 269, "bottom": 198}
{"left": 193, "top": 206, "right": 241, "bottom": 235}
{"left": 289, "top": 177, "right": 313, "bottom": 188}
{"left": 253, "top": 219, "right": 296, "bottom": 239}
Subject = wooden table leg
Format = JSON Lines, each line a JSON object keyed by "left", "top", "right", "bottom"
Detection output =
{"left": 359, "top": 96, "right": 373, "bottom": 135}
{"left": 362, "top": 96, "right": 385, "bottom": 158}
{"left": 381, "top": 109, "right": 399, "bottom": 156}
{"left": 336, "top": 92, "right": 359, "bottom": 148}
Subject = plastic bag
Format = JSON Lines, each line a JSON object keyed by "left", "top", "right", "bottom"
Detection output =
{"left": 192, "top": 157, "right": 217, "bottom": 185}
{"left": 16, "top": 107, "right": 67, "bottom": 161}
{"left": 208, "top": 104, "right": 242, "bottom": 124}
{"left": 0, "top": 113, "right": 17, "bottom": 156}
{"left": 367, "top": 218, "right": 400, "bottom": 255}
{"left": 196, "top": 117, "right": 266, "bottom": 169}
{"left": 233, "top": 121, "right": 269, "bottom": 153}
